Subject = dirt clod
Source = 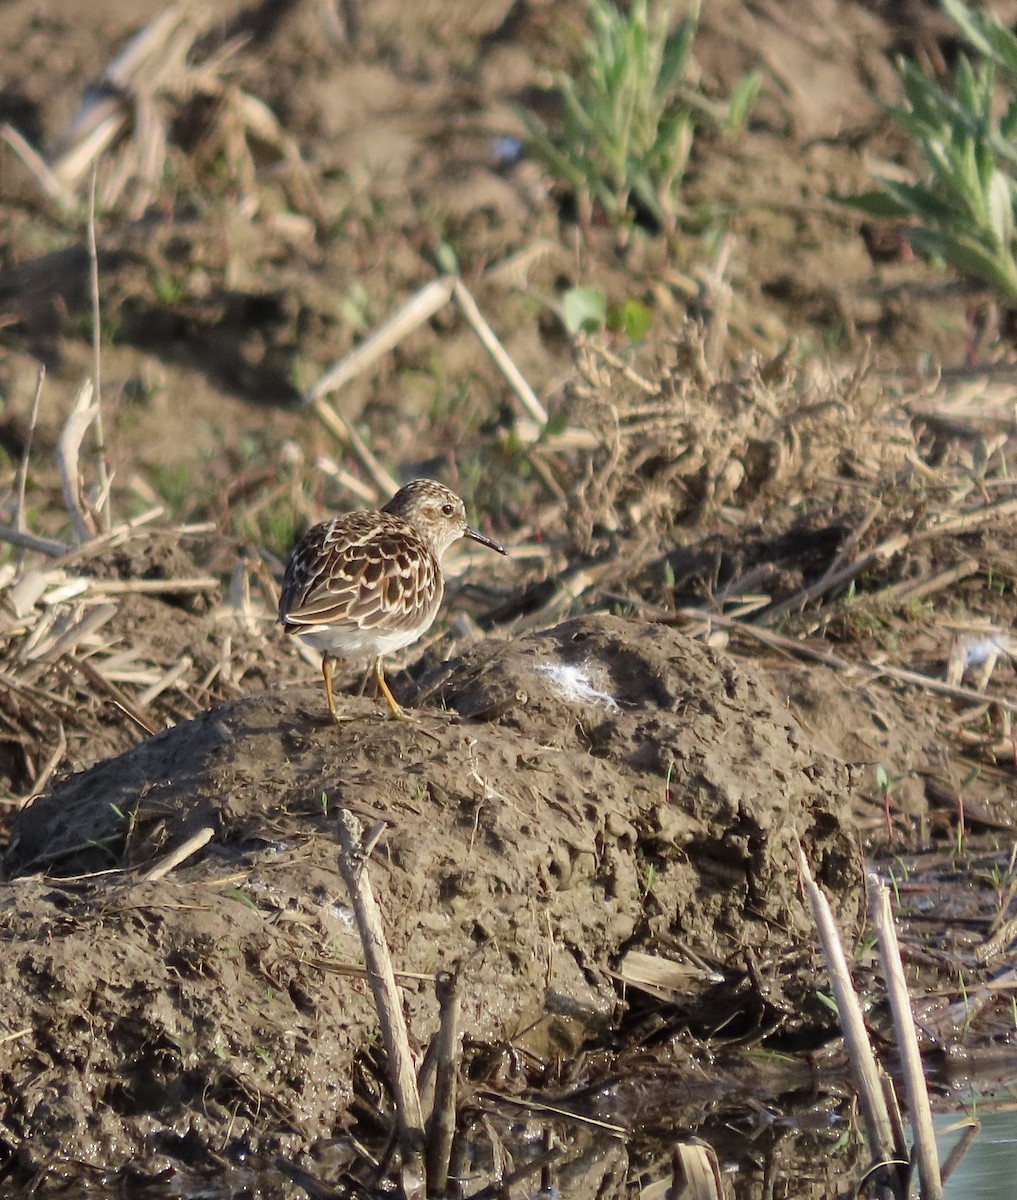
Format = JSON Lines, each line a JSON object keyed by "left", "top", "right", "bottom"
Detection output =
{"left": 0, "top": 614, "right": 861, "bottom": 1169}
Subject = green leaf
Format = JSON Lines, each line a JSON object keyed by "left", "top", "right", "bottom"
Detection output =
{"left": 433, "top": 242, "right": 459, "bottom": 275}
{"left": 908, "top": 228, "right": 1017, "bottom": 301}
{"left": 543, "top": 410, "right": 569, "bottom": 436}
{"left": 986, "top": 168, "right": 1013, "bottom": 250}
{"left": 516, "top": 0, "right": 752, "bottom": 240}
{"left": 834, "top": 188, "right": 915, "bottom": 219}
{"left": 607, "top": 298, "right": 653, "bottom": 342}
{"left": 943, "top": 0, "right": 998, "bottom": 63}
{"left": 943, "top": 0, "right": 1017, "bottom": 80}
{"left": 1000, "top": 95, "right": 1017, "bottom": 140}
{"left": 872, "top": 178, "right": 964, "bottom": 229}
{"left": 725, "top": 70, "right": 762, "bottom": 132}
{"left": 223, "top": 885, "right": 261, "bottom": 913}
{"left": 657, "top": 17, "right": 696, "bottom": 95}
{"left": 562, "top": 286, "right": 608, "bottom": 334}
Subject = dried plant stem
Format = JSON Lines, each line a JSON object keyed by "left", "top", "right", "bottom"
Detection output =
{"left": 141, "top": 826, "right": 215, "bottom": 882}
{"left": 335, "top": 809, "right": 425, "bottom": 1185}
{"left": 452, "top": 279, "right": 548, "bottom": 425}
{"left": 940, "top": 1120, "right": 979, "bottom": 1185}
{"left": 303, "top": 269, "right": 548, "bottom": 434}
{"left": 677, "top": 606, "right": 1017, "bottom": 715}
{"left": 927, "top": 493, "right": 1017, "bottom": 535}
{"left": 75, "top": 655, "right": 157, "bottom": 737}
{"left": 0, "top": 527, "right": 71, "bottom": 557}
{"left": 0, "top": 122, "right": 74, "bottom": 210}
{"left": 87, "top": 166, "right": 112, "bottom": 532}
{"left": 87, "top": 577, "right": 219, "bottom": 596}
{"left": 876, "top": 560, "right": 980, "bottom": 604}
{"left": 14, "top": 364, "right": 45, "bottom": 552}
{"left": 310, "top": 400, "right": 400, "bottom": 497}
{"left": 670, "top": 1141, "right": 727, "bottom": 1200}
{"left": 425, "top": 967, "right": 462, "bottom": 1196}
{"left": 304, "top": 276, "right": 456, "bottom": 404}
{"left": 761, "top": 533, "right": 910, "bottom": 625}
{"left": 796, "top": 845, "right": 905, "bottom": 1199}
{"left": 868, "top": 875, "right": 944, "bottom": 1200}
{"left": 56, "top": 381, "right": 100, "bottom": 543}
{"left": 21, "top": 722, "right": 66, "bottom": 805}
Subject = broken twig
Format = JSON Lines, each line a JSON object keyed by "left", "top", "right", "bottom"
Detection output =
{"left": 335, "top": 809, "right": 425, "bottom": 1190}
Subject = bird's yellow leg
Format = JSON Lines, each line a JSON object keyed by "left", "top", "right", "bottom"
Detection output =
{"left": 374, "top": 656, "right": 411, "bottom": 720}
{"left": 322, "top": 655, "right": 342, "bottom": 723}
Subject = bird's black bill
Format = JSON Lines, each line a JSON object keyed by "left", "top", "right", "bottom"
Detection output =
{"left": 465, "top": 526, "right": 507, "bottom": 555}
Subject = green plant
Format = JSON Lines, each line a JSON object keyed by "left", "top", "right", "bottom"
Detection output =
{"left": 847, "top": 0, "right": 1017, "bottom": 301}
{"left": 636, "top": 855, "right": 658, "bottom": 898}
{"left": 149, "top": 268, "right": 186, "bottom": 306}
{"left": 232, "top": 494, "right": 298, "bottom": 560}
{"left": 856, "top": 928, "right": 878, "bottom": 959}
{"left": 520, "top": 0, "right": 759, "bottom": 240}
{"left": 146, "top": 463, "right": 193, "bottom": 515}
{"left": 560, "top": 284, "right": 653, "bottom": 339}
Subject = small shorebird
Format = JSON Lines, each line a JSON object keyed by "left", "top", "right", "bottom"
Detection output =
{"left": 279, "top": 479, "right": 506, "bottom": 721}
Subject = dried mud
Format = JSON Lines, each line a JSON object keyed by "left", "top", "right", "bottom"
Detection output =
{"left": 1, "top": 614, "right": 861, "bottom": 1167}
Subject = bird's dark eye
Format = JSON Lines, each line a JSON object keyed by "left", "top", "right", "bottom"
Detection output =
{"left": 441, "top": 503, "right": 454, "bottom": 516}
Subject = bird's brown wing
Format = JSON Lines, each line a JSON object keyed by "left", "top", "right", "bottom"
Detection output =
{"left": 279, "top": 514, "right": 441, "bottom": 634}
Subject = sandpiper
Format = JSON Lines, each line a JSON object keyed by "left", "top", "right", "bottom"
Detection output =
{"left": 279, "top": 479, "right": 506, "bottom": 721}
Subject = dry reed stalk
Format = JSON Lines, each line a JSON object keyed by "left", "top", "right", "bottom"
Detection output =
{"left": 513, "top": 418, "right": 600, "bottom": 449}
{"left": 86, "top": 577, "right": 219, "bottom": 596}
{"left": 761, "top": 533, "right": 910, "bottom": 625}
{"left": 9, "top": 5, "right": 318, "bottom": 222}
{"left": 0, "top": 122, "right": 75, "bottom": 209}
{"left": 451, "top": 279, "right": 548, "bottom": 424}
{"left": 868, "top": 876, "right": 943, "bottom": 1200}
{"left": 141, "top": 826, "right": 215, "bottom": 882}
{"left": 304, "top": 267, "right": 549, "bottom": 455}
{"left": 310, "top": 401, "right": 400, "bottom": 497}
{"left": 876, "top": 561, "right": 980, "bottom": 604}
{"left": 0, "top": 527, "right": 70, "bottom": 557}
{"left": 677, "top": 607, "right": 1017, "bottom": 715}
{"left": 335, "top": 809, "right": 426, "bottom": 1194}
{"left": 927, "top": 495, "right": 1017, "bottom": 534}
{"left": 304, "top": 276, "right": 456, "bottom": 404}
{"left": 16, "top": 723, "right": 66, "bottom": 807}
{"left": 612, "top": 949, "right": 724, "bottom": 1000}
{"left": 668, "top": 1141, "right": 729, "bottom": 1200}
{"left": 472, "top": 1090, "right": 625, "bottom": 1134}
{"left": 796, "top": 845, "right": 906, "bottom": 1199}
{"left": 939, "top": 1120, "right": 979, "bottom": 1185}
{"left": 56, "top": 8, "right": 192, "bottom": 186}
{"left": 52, "top": 506, "right": 166, "bottom": 569}
{"left": 424, "top": 968, "right": 462, "bottom": 1196}
{"left": 55, "top": 381, "right": 100, "bottom": 543}
{"left": 86, "top": 167, "right": 111, "bottom": 532}
{"left": 137, "top": 656, "right": 194, "bottom": 707}
{"left": 74, "top": 656, "right": 157, "bottom": 737}
{"left": 14, "top": 367, "right": 45, "bottom": 550}
{"left": 30, "top": 603, "right": 118, "bottom": 664}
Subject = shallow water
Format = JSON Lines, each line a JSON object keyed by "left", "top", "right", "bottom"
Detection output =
{"left": 940, "top": 1107, "right": 1017, "bottom": 1200}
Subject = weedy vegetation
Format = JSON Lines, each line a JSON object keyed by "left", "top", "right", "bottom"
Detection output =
{"left": 519, "top": 0, "right": 760, "bottom": 242}
{"left": 847, "top": 0, "right": 1017, "bottom": 301}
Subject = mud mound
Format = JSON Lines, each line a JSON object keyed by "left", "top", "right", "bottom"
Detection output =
{"left": 0, "top": 615, "right": 862, "bottom": 1169}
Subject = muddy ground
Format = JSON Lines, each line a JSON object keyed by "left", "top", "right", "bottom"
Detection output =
{"left": 1, "top": 0, "right": 1017, "bottom": 1195}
